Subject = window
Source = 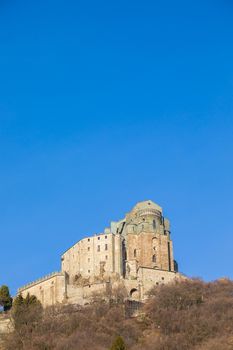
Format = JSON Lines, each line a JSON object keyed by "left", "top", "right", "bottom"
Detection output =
{"left": 134, "top": 249, "right": 137, "bottom": 258}
{"left": 88, "top": 238, "right": 90, "bottom": 242}
{"left": 88, "top": 247, "right": 90, "bottom": 251}
{"left": 152, "top": 254, "right": 156, "bottom": 263}
{"left": 105, "top": 255, "right": 108, "bottom": 260}
{"left": 105, "top": 244, "right": 108, "bottom": 251}
{"left": 88, "top": 270, "right": 90, "bottom": 273}
{"left": 162, "top": 277, "right": 164, "bottom": 280}
{"left": 97, "top": 245, "right": 100, "bottom": 252}
{"left": 98, "top": 237, "right": 100, "bottom": 240}
{"left": 88, "top": 258, "right": 90, "bottom": 262}
{"left": 153, "top": 220, "right": 156, "bottom": 230}
{"left": 105, "top": 235, "right": 107, "bottom": 239}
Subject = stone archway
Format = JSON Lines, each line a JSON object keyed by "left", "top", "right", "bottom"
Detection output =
{"left": 130, "top": 288, "right": 139, "bottom": 301}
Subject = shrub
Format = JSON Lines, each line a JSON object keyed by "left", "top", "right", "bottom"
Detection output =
{"left": 3, "top": 279, "right": 233, "bottom": 350}
{"left": 110, "top": 336, "right": 127, "bottom": 350}
{"left": 0, "top": 285, "right": 12, "bottom": 311}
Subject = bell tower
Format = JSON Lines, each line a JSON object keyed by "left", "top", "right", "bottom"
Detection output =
{"left": 124, "top": 200, "right": 175, "bottom": 278}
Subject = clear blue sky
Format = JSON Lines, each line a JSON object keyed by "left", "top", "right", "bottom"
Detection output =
{"left": 1, "top": 0, "right": 233, "bottom": 295}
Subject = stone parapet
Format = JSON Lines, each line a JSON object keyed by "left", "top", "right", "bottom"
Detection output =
{"left": 18, "top": 271, "right": 63, "bottom": 292}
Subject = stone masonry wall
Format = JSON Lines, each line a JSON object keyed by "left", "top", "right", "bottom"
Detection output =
{"left": 20, "top": 273, "right": 66, "bottom": 307}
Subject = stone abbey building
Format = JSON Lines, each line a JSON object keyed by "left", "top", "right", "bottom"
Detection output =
{"left": 18, "top": 200, "right": 182, "bottom": 307}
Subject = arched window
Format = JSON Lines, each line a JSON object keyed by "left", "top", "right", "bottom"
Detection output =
{"left": 152, "top": 254, "right": 156, "bottom": 263}
{"left": 153, "top": 220, "right": 156, "bottom": 230}
{"left": 134, "top": 249, "right": 137, "bottom": 258}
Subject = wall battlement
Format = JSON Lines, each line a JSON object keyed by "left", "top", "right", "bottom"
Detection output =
{"left": 18, "top": 271, "right": 63, "bottom": 293}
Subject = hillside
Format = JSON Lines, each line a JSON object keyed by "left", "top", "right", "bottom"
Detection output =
{"left": 2, "top": 279, "right": 233, "bottom": 350}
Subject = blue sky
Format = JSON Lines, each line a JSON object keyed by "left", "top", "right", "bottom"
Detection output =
{"left": 0, "top": 0, "right": 233, "bottom": 295}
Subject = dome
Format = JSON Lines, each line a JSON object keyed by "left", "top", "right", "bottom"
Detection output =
{"left": 132, "top": 200, "right": 162, "bottom": 212}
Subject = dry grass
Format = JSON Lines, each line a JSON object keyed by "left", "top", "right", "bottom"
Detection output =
{"left": 3, "top": 279, "right": 233, "bottom": 350}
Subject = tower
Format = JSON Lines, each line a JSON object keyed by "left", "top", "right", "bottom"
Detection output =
{"left": 122, "top": 200, "right": 175, "bottom": 279}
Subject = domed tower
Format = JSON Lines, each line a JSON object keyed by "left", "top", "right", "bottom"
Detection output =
{"left": 123, "top": 200, "right": 175, "bottom": 279}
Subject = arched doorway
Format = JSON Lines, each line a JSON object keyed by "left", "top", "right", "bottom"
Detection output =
{"left": 130, "top": 288, "right": 139, "bottom": 301}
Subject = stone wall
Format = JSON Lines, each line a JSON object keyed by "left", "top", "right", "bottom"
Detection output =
{"left": 61, "top": 233, "right": 122, "bottom": 283}
{"left": 19, "top": 272, "right": 66, "bottom": 307}
{"left": 138, "top": 268, "right": 184, "bottom": 299}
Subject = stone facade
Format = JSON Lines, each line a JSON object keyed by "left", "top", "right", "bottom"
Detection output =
{"left": 18, "top": 200, "right": 183, "bottom": 306}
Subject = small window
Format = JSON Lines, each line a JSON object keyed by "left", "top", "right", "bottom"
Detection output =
{"left": 88, "top": 247, "right": 90, "bottom": 251}
{"left": 88, "top": 270, "right": 90, "bottom": 273}
{"left": 97, "top": 245, "right": 100, "bottom": 252}
{"left": 152, "top": 254, "right": 156, "bottom": 263}
{"left": 134, "top": 249, "right": 137, "bottom": 258}
{"left": 88, "top": 238, "right": 90, "bottom": 242}
{"left": 105, "top": 255, "right": 108, "bottom": 260}
{"left": 105, "top": 235, "right": 107, "bottom": 239}
{"left": 88, "top": 258, "right": 90, "bottom": 262}
{"left": 162, "top": 277, "right": 164, "bottom": 280}
{"left": 105, "top": 244, "right": 108, "bottom": 251}
{"left": 98, "top": 237, "right": 100, "bottom": 240}
{"left": 153, "top": 220, "right": 156, "bottom": 230}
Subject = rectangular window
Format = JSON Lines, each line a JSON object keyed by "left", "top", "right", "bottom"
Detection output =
{"left": 98, "top": 237, "right": 100, "bottom": 240}
{"left": 88, "top": 258, "right": 90, "bottom": 262}
{"left": 105, "top": 235, "right": 107, "bottom": 239}
{"left": 88, "top": 238, "right": 90, "bottom": 242}
{"left": 105, "top": 255, "right": 108, "bottom": 260}
{"left": 97, "top": 245, "right": 100, "bottom": 252}
{"left": 88, "top": 247, "right": 90, "bottom": 251}
{"left": 105, "top": 244, "right": 108, "bottom": 251}
{"left": 167, "top": 242, "right": 171, "bottom": 271}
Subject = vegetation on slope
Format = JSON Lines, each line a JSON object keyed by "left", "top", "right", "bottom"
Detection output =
{"left": 3, "top": 279, "right": 233, "bottom": 350}
{"left": 0, "top": 286, "right": 12, "bottom": 312}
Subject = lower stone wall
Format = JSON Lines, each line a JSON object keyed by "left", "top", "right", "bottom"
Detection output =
{"left": 139, "top": 268, "right": 184, "bottom": 299}
{"left": 20, "top": 273, "right": 66, "bottom": 307}
{"left": 66, "top": 282, "right": 110, "bottom": 305}
{"left": 17, "top": 269, "right": 185, "bottom": 308}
